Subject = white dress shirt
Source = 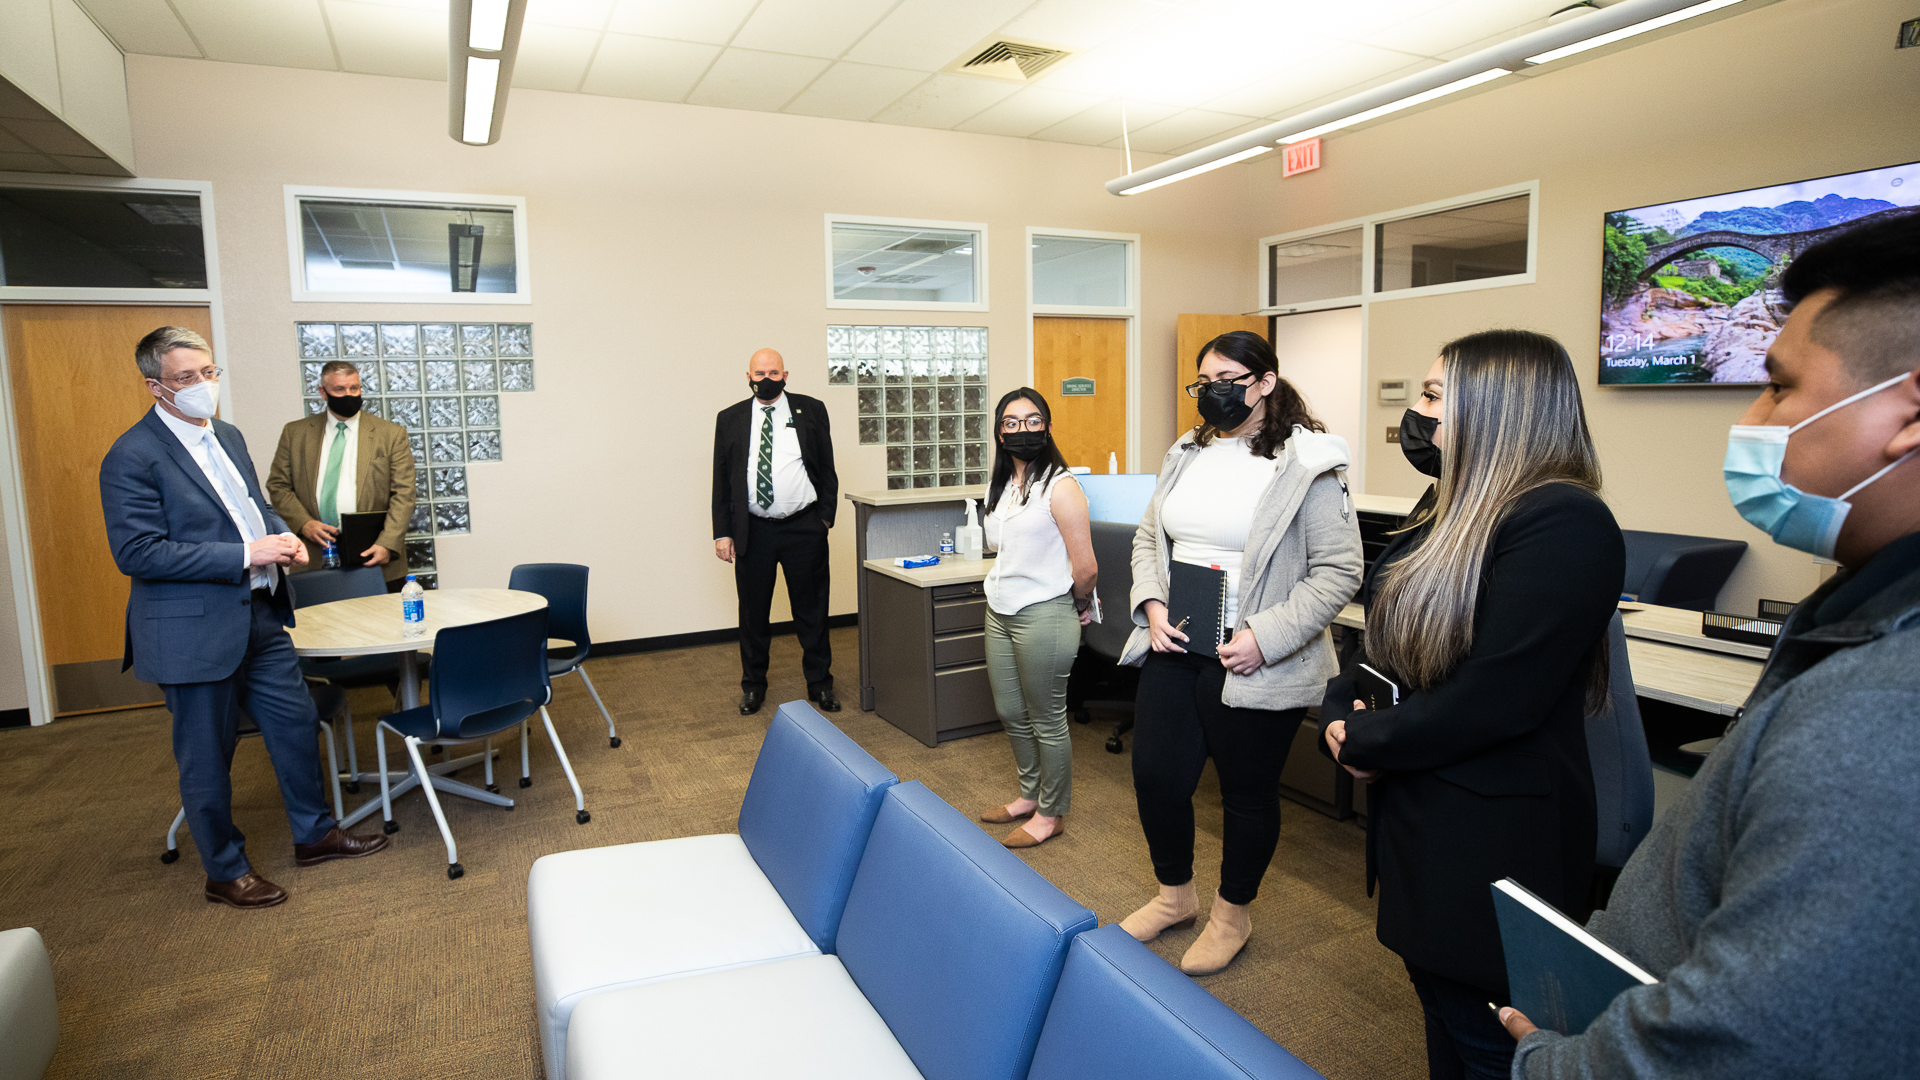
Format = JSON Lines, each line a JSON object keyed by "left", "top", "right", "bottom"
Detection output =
{"left": 317, "top": 410, "right": 360, "bottom": 520}
{"left": 744, "top": 392, "right": 818, "bottom": 519}
{"left": 153, "top": 405, "right": 278, "bottom": 591}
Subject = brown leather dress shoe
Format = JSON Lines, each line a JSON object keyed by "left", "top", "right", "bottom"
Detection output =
{"left": 205, "top": 872, "right": 288, "bottom": 909}
{"left": 294, "top": 827, "right": 391, "bottom": 867}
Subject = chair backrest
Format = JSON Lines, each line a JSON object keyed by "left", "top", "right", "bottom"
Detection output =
{"left": 835, "top": 782, "right": 1097, "bottom": 1080}
{"left": 290, "top": 566, "right": 386, "bottom": 608}
{"left": 1075, "top": 473, "right": 1157, "bottom": 526}
{"left": 737, "top": 701, "right": 899, "bottom": 954}
{"left": 1082, "top": 520, "right": 1137, "bottom": 661}
{"left": 508, "top": 563, "right": 592, "bottom": 662}
{"left": 1587, "top": 612, "right": 1655, "bottom": 868}
{"left": 1029, "top": 925, "right": 1325, "bottom": 1080}
{"left": 427, "top": 607, "right": 551, "bottom": 739}
{"left": 0, "top": 927, "right": 58, "bottom": 1080}
{"left": 1621, "top": 530, "right": 1748, "bottom": 611}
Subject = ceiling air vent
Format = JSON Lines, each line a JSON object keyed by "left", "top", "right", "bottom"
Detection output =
{"left": 944, "top": 38, "right": 1073, "bottom": 83}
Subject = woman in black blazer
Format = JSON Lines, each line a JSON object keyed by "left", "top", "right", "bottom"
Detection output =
{"left": 1319, "top": 330, "right": 1623, "bottom": 1080}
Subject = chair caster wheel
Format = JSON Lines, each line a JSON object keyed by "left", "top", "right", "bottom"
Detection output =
{"left": 576, "top": 810, "right": 591, "bottom": 825}
{"left": 345, "top": 781, "right": 362, "bottom": 794}
{"left": 1106, "top": 736, "right": 1125, "bottom": 754}
{"left": 1074, "top": 709, "right": 1091, "bottom": 725}
{"left": 609, "top": 736, "right": 621, "bottom": 748}
{"left": 383, "top": 821, "right": 400, "bottom": 834}
{"left": 519, "top": 777, "right": 531, "bottom": 788}
{"left": 447, "top": 863, "right": 464, "bottom": 880}
{"left": 504, "top": 803, "right": 514, "bottom": 812}
{"left": 430, "top": 745, "right": 442, "bottom": 754}
{"left": 486, "top": 784, "right": 500, "bottom": 793}
{"left": 160, "top": 849, "right": 179, "bottom": 864}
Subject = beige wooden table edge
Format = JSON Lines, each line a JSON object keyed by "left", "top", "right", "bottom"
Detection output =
{"left": 287, "top": 587, "right": 548, "bottom": 657}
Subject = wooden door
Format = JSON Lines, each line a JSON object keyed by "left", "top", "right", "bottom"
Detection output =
{"left": 1174, "top": 314, "right": 1267, "bottom": 438}
{"left": 1032, "top": 316, "right": 1127, "bottom": 472}
{"left": 4, "top": 304, "right": 214, "bottom": 714}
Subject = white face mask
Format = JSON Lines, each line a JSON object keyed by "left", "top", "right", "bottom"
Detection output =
{"left": 158, "top": 380, "right": 219, "bottom": 420}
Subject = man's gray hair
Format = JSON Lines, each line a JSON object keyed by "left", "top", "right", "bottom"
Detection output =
{"left": 134, "top": 326, "right": 212, "bottom": 380}
{"left": 318, "top": 360, "right": 359, "bottom": 380}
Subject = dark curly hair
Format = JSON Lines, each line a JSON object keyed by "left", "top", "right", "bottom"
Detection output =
{"left": 1190, "top": 330, "right": 1323, "bottom": 459}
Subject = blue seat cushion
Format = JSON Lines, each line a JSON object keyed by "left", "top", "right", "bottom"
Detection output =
{"left": 379, "top": 700, "right": 538, "bottom": 741}
{"left": 1029, "top": 924, "right": 1325, "bottom": 1080}
{"left": 737, "top": 702, "right": 897, "bottom": 954}
{"left": 835, "top": 781, "right": 1097, "bottom": 1080}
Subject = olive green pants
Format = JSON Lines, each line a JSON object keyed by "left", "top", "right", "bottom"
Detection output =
{"left": 983, "top": 594, "right": 1079, "bottom": 818}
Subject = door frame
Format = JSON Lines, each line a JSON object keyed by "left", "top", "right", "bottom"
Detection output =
{"left": 1023, "top": 227, "right": 1141, "bottom": 472}
{"left": 0, "top": 174, "right": 229, "bottom": 725}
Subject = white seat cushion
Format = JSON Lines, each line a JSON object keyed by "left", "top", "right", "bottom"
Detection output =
{"left": 530, "top": 834, "right": 821, "bottom": 1080}
{"left": 568, "top": 953, "right": 924, "bottom": 1080}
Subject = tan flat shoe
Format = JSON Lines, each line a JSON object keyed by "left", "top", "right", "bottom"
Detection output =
{"left": 978, "top": 803, "right": 1035, "bottom": 825}
{"left": 1001, "top": 815, "right": 1065, "bottom": 849}
{"left": 1180, "top": 892, "right": 1252, "bottom": 975}
{"left": 1119, "top": 882, "right": 1198, "bottom": 941}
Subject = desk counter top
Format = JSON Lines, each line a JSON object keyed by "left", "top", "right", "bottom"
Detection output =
{"left": 1619, "top": 603, "right": 1772, "bottom": 660}
{"left": 1353, "top": 493, "right": 1420, "bottom": 517}
{"left": 862, "top": 557, "right": 990, "bottom": 588}
{"left": 845, "top": 485, "right": 986, "bottom": 508}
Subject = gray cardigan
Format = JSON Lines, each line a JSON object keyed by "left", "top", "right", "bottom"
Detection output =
{"left": 1123, "top": 426, "right": 1363, "bottom": 710}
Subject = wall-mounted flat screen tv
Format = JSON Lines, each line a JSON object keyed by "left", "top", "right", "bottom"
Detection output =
{"left": 1599, "top": 160, "right": 1920, "bottom": 386}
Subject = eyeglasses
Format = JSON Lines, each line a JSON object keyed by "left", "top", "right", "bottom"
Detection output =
{"left": 1183, "top": 372, "right": 1256, "bottom": 398}
{"left": 155, "top": 367, "right": 222, "bottom": 388}
{"left": 998, "top": 415, "right": 1048, "bottom": 432}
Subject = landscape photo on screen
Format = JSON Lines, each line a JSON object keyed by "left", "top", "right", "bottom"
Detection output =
{"left": 1599, "top": 160, "right": 1920, "bottom": 386}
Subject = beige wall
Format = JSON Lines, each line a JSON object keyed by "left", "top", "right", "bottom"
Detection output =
{"left": 122, "top": 55, "right": 1252, "bottom": 644}
{"left": 1243, "top": 0, "right": 1920, "bottom": 613}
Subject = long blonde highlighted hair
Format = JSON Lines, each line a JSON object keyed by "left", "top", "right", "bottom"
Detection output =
{"left": 1366, "top": 329, "right": 1604, "bottom": 704}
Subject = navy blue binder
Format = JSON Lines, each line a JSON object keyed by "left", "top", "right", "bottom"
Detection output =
{"left": 1492, "top": 878, "right": 1657, "bottom": 1035}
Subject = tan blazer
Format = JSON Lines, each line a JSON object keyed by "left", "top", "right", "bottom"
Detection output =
{"left": 267, "top": 410, "right": 416, "bottom": 582}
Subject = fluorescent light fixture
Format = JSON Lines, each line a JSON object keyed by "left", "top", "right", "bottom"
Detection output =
{"left": 462, "top": 57, "right": 500, "bottom": 144}
{"left": 1119, "top": 146, "right": 1271, "bottom": 195}
{"left": 1527, "top": 0, "right": 1743, "bottom": 62}
{"left": 468, "top": 0, "right": 509, "bottom": 50}
{"left": 1279, "top": 69, "right": 1511, "bottom": 144}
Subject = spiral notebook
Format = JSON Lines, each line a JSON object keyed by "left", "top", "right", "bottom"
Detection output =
{"left": 1167, "top": 561, "right": 1229, "bottom": 659}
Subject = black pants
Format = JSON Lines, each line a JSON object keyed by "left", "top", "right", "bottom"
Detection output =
{"left": 736, "top": 503, "right": 832, "bottom": 694}
{"left": 1131, "top": 651, "right": 1302, "bottom": 905}
{"left": 1404, "top": 962, "right": 1516, "bottom": 1080}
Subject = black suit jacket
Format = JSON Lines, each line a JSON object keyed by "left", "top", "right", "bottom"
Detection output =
{"left": 712, "top": 391, "right": 838, "bottom": 555}
{"left": 1319, "top": 482, "right": 1624, "bottom": 997}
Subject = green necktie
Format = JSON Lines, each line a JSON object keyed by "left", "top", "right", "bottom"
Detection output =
{"left": 756, "top": 406, "right": 775, "bottom": 510}
{"left": 318, "top": 421, "right": 347, "bottom": 525}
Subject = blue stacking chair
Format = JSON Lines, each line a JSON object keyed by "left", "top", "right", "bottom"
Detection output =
{"left": 292, "top": 565, "right": 427, "bottom": 789}
{"left": 508, "top": 563, "right": 619, "bottom": 748}
{"left": 373, "top": 607, "right": 589, "bottom": 880}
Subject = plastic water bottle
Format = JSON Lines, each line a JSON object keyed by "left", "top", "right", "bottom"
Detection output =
{"left": 401, "top": 575, "right": 426, "bottom": 638}
{"left": 940, "top": 531, "right": 955, "bottom": 555}
{"left": 320, "top": 539, "right": 340, "bottom": 570}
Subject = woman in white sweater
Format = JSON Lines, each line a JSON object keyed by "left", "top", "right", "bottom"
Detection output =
{"left": 1118, "top": 331, "right": 1363, "bottom": 975}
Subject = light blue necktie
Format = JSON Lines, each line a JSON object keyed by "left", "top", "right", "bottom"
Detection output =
{"left": 201, "top": 426, "right": 266, "bottom": 543}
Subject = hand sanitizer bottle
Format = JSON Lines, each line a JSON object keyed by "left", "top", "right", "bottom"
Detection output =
{"left": 1108, "top": 451, "right": 1120, "bottom": 475}
{"left": 957, "top": 499, "right": 984, "bottom": 561}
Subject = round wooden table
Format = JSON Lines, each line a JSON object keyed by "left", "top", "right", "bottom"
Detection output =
{"left": 289, "top": 587, "right": 548, "bottom": 828}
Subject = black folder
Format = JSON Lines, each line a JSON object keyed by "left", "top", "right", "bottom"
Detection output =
{"left": 335, "top": 511, "right": 388, "bottom": 569}
{"left": 1167, "top": 561, "right": 1229, "bottom": 659}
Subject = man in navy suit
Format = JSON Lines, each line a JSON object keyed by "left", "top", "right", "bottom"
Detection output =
{"left": 101, "top": 326, "right": 388, "bottom": 908}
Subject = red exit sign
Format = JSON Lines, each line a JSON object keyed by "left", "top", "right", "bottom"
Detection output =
{"left": 1282, "top": 138, "right": 1321, "bottom": 177}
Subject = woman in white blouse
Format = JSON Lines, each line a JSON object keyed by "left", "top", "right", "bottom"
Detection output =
{"left": 978, "top": 388, "right": 1097, "bottom": 850}
{"left": 1118, "top": 331, "right": 1363, "bottom": 974}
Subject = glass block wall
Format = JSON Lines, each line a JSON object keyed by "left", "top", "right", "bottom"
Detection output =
{"left": 295, "top": 321, "right": 534, "bottom": 588}
{"left": 827, "top": 325, "right": 990, "bottom": 491}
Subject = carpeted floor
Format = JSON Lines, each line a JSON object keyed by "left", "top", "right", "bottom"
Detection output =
{"left": 0, "top": 627, "right": 1426, "bottom": 1079}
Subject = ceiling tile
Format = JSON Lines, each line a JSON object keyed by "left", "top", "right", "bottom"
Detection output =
{"left": 0, "top": 127, "right": 31, "bottom": 153}
{"left": 605, "top": 0, "right": 755, "bottom": 45}
{"left": 580, "top": 32, "right": 717, "bottom": 100}
{"left": 1364, "top": 0, "right": 1546, "bottom": 58}
{"left": 843, "top": 0, "right": 1035, "bottom": 72}
{"left": 324, "top": 1, "right": 442, "bottom": 80}
{"left": 73, "top": 0, "right": 203, "bottom": 57}
{"left": 869, "top": 72, "right": 1020, "bottom": 129}
{"left": 7, "top": 117, "right": 101, "bottom": 155}
{"left": 1203, "top": 42, "right": 1423, "bottom": 118}
{"left": 512, "top": 22, "right": 601, "bottom": 91}
{"left": 996, "top": 0, "right": 1163, "bottom": 52}
{"left": 524, "top": 0, "right": 612, "bottom": 31}
{"left": 685, "top": 48, "right": 829, "bottom": 112}
{"left": 0, "top": 151, "right": 58, "bottom": 172}
{"left": 53, "top": 153, "right": 131, "bottom": 175}
{"left": 1029, "top": 96, "right": 1173, "bottom": 146}
{"left": 170, "top": 0, "right": 338, "bottom": 70}
{"left": 731, "top": 0, "right": 899, "bottom": 60}
{"left": 1160, "top": 117, "right": 1268, "bottom": 158}
{"left": 1112, "top": 108, "right": 1254, "bottom": 154}
{"left": 782, "top": 62, "right": 929, "bottom": 121}
{"left": 953, "top": 85, "right": 1105, "bottom": 137}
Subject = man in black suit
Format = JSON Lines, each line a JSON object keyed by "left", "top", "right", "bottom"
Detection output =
{"left": 713, "top": 348, "right": 839, "bottom": 715}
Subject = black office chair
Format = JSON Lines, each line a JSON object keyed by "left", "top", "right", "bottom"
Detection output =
{"left": 508, "top": 563, "right": 619, "bottom": 748}
{"left": 1621, "top": 531, "right": 1748, "bottom": 611}
{"left": 1069, "top": 520, "right": 1141, "bottom": 754}
{"left": 291, "top": 565, "right": 426, "bottom": 788}
{"left": 1587, "top": 612, "right": 1654, "bottom": 871}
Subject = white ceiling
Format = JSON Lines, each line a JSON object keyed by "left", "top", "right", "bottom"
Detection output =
{"left": 74, "top": 0, "right": 1570, "bottom": 159}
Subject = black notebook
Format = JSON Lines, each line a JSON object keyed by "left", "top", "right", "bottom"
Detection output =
{"left": 335, "top": 511, "right": 388, "bottom": 569}
{"left": 1167, "top": 561, "right": 1229, "bottom": 659}
{"left": 1492, "top": 879, "right": 1656, "bottom": 1035}
{"left": 1356, "top": 663, "right": 1400, "bottom": 712}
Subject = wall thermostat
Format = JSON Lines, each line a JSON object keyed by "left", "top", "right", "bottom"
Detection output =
{"left": 1378, "top": 379, "right": 1409, "bottom": 404}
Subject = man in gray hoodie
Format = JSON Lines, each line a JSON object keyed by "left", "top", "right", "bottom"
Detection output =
{"left": 1499, "top": 212, "right": 1920, "bottom": 1077}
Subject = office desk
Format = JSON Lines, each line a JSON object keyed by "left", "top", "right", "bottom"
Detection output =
{"left": 862, "top": 558, "right": 999, "bottom": 747}
{"left": 846, "top": 486, "right": 985, "bottom": 715}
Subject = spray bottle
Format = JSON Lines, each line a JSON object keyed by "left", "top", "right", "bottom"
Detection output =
{"left": 957, "top": 498, "right": 984, "bottom": 561}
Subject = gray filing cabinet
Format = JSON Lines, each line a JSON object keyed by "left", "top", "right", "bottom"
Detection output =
{"left": 867, "top": 570, "right": 1001, "bottom": 747}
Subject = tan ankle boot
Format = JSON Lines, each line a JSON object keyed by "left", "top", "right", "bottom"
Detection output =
{"left": 1180, "top": 893, "right": 1251, "bottom": 975}
{"left": 1118, "top": 882, "right": 1198, "bottom": 942}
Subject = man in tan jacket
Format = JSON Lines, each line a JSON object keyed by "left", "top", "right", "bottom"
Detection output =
{"left": 267, "top": 360, "right": 416, "bottom": 589}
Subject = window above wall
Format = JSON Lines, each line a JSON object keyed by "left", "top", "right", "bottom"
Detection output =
{"left": 284, "top": 186, "right": 531, "bottom": 304}
{"left": 0, "top": 177, "right": 214, "bottom": 302}
{"left": 826, "top": 215, "right": 986, "bottom": 312}
{"left": 1029, "top": 229, "right": 1137, "bottom": 313}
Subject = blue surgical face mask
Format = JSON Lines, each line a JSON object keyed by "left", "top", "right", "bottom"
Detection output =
{"left": 1724, "top": 372, "right": 1918, "bottom": 559}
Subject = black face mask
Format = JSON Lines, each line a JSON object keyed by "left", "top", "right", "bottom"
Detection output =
{"left": 1196, "top": 379, "right": 1258, "bottom": 431}
{"left": 1001, "top": 431, "right": 1048, "bottom": 462}
{"left": 749, "top": 376, "right": 785, "bottom": 402}
{"left": 323, "top": 392, "right": 363, "bottom": 419}
{"left": 1399, "top": 408, "right": 1441, "bottom": 477}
